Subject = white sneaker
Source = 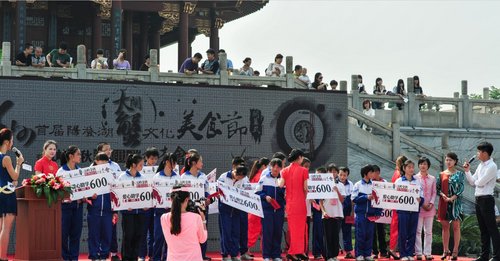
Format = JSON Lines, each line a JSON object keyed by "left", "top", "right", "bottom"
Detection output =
{"left": 401, "top": 257, "right": 410, "bottom": 261}
{"left": 408, "top": 257, "right": 415, "bottom": 261}
{"left": 138, "top": 258, "right": 145, "bottom": 261}
{"left": 241, "top": 253, "right": 254, "bottom": 260}
{"left": 273, "top": 258, "right": 283, "bottom": 261}
{"left": 264, "top": 259, "right": 271, "bottom": 261}
{"left": 365, "top": 256, "right": 375, "bottom": 261}
{"left": 356, "top": 256, "right": 365, "bottom": 261}
{"left": 223, "top": 258, "right": 232, "bottom": 261}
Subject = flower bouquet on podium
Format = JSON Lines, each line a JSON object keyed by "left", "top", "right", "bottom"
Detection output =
{"left": 22, "top": 173, "right": 72, "bottom": 207}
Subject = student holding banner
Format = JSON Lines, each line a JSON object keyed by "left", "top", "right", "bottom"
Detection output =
{"left": 371, "top": 165, "right": 389, "bottom": 259}
{"left": 0, "top": 128, "right": 24, "bottom": 261}
{"left": 56, "top": 145, "right": 84, "bottom": 261}
{"left": 414, "top": 157, "right": 436, "bottom": 261}
{"left": 320, "top": 166, "right": 346, "bottom": 261}
{"left": 140, "top": 147, "right": 160, "bottom": 261}
{"left": 34, "top": 140, "right": 58, "bottom": 175}
{"left": 389, "top": 155, "right": 408, "bottom": 260}
{"left": 181, "top": 151, "right": 211, "bottom": 261}
{"left": 152, "top": 153, "right": 179, "bottom": 261}
{"left": 437, "top": 153, "right": 464, "bottom": 261}
{"left": 279, "top": 149, "right": 309, "bottom": 261}
{"left": 312, "top": 167, "right": 327, "bottom": 260}
{"left": 97, "top": 142, "right": 122, "bottom": 261}
{"left": 395, "top": 160, "right": 424, "bottom": 261}
{"left": 87, "top": 152, "right": 114, "bottom": 261}
{"left": 118, "top": 154, "right": 148, "bottom": 261}
{"left": 218, "top": 163, "right": 250, "bottom": 261}
{"left": 338, "top": 167, "right": 354, "bottom": 259}
{"left": 255, "top": 158, "right": 285, "bottom": 261}
{"left": 352, "top": 164, "right": 380, "bottom": 261}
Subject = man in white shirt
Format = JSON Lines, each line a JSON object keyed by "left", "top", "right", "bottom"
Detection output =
{"left": 464, "top": 142, "right": 500, "bottom": 261}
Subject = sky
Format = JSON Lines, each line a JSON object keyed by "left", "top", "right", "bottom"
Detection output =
{"left": 160, "top": 0, "right": 500, "bottom": 98}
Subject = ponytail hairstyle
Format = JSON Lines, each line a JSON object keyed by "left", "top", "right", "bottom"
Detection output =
{"left": 125, "top": 154, "right": 142, "bottom": 169}
{"left": 232, "top": 156, "right": 245, "bottom": 168}
{"left": 395, "top": 155, "right": 408, "bottom": 171}
{"left": 400, "top": 159, "right": 415, "bottom": 176}
{"left": 42, "top": 140, "right": 57, "bottom": 156}
{"left": 288, "top": 148, "right": 304, "bottom": 162}
{"left": 60, "top": 145, "right": 79, "bottom": 166}
{"left": 170, "top": 185, "right": 190, "bottom": 235}
{"left": 248, "top": 157, "right": 270, "bottom": 181}
{"left": 0, "top": 128, "right": 13, "bottom": 147}
{"left": 144, "top": 147, "right": 160, "bottom": 159}
{"left": 184, "top": 152, "right": 201, "bottom": 172}
{"left": 93, "top": 152, "right": 109, "bottom": 164}
{"left": 158, "top": 153, "right": 178, "bottom": 173}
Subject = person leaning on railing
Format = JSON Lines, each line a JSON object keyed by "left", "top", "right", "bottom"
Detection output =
{"left": 179, "top": 53, "right": 202, "bottom": 75}
{"left": 372, "top": 77, "right": 386, "bottom": 109}
{"left": 47, "top": 42, "right": 71, "bottom": 68}
{"left": 91, "top": 49, "right": 108, "bottom": 70}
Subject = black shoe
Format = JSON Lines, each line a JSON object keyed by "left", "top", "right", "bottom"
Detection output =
{"left": 286, "top": 254, "right": 301, "bottom": 261}
{"left": 296, "top": 254, "right": 309, "bottom": 260}
{"left": 388, "top": 250, "right": 400, "bottom": 260}
{"left": 489, "top": 259, "right": 500, "bottom": 261}
{"left": 474, "top": 258, "right": 488, "bottom": 261}
{"left": 111, "top": 256, "right": 121, "bottom": 261}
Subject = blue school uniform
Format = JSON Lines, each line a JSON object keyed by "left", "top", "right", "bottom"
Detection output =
{"left": 181, "top": 170, "right": 210, "bottom": 258}
{"left": 108, "top": 160, "right": 122, "bottom": 256}
{"left": 255, "top": 171, "right": 285, "bottom": 259}
{"left": 87, "top": 171, "right": 113, "bottom": 260}
{"left": 352, "top": 178, "right": 382, "bottom": 258}
{"left": 152, "top": 170, "right": 179, "bottom": 261}
{"left": 341, "top": 179, "right": 354, "bottom": 252}
{"left": 217, "top": 171, "right": 249, "bottom": 258}
{"left": 56, "top": 164, "right": 84, "bottom": 261}
{"left": 395, "top": 175, "right": 424, "bottom": 259}
{"left": 140, "top": 164, "right": 157, "bottom": 260}
{"left": 118, "top": 170, "right": 147, "bottom": 261}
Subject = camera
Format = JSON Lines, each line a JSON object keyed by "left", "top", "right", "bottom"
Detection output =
{"left": 186, "top": 198, "right": 206, "bottom": 214}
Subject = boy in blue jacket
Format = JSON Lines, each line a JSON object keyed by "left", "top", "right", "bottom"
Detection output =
{"left": 352, "top": 165, "right": 382, "bottom": 261}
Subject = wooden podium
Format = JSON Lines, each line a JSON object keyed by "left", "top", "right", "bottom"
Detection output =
{"left": 15, "top": 186, "right": 62, "bottom": 261}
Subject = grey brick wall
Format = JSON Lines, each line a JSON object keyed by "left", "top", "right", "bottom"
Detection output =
{"left": 0, "top": 78, "right": 347, "bottom": 254}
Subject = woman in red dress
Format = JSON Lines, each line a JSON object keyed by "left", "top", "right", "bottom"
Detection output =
{"left": 279, "top": 149, "right": 309, "bottom": 261}
{"left": 34, "top": 140, "right": 58, "bottom": 175}
{"left": 247, "top": 157, "right": 270, "bottom": 252}
{"left": 389, "top": 155, "right": 407, "bottom": 259}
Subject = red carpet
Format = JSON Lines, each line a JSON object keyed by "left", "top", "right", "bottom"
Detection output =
{"left": 6, "top": 253, "right": 476, "bottom": 260}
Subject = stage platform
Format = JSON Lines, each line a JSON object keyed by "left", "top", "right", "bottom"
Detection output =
{"left": 7, "top": 253, "right": 475, "bottom": 260}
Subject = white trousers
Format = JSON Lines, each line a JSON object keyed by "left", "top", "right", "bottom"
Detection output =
{"left": 415, "top": 216, "right": 434, "bottom": 255}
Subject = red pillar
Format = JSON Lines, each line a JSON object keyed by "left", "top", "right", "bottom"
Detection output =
{"left": 178, "top": 11, "right": 189, "bottom": 69}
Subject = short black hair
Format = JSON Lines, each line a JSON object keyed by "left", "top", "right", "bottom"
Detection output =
{"left": 477, "top": 142, "right": 494, "bottom": 156}
{"left": 418, "top": 157, "right": 431, "bottom": 167}
{"left": 269, "top": 158, "right": 283, "bottom": 168}
{"left": 372, "top": 165, "right": 381, "bottom": 172}
{"left": 294, "top": 65, "right": 302, "bottom": 71}
{"left": 144, "top": 54, "right": 150, "bottom": 60}
{"left": 360, "top": 164, "right": 374, "bottom": 178}
{"left": 144, "top": 147, "right": 159, "bottom": 158}
{"left": 218, "top": 49, "right": 226, "bottom": 53}
{"left": 59, "top": 42, "right": 68, "bottom": 50}
{"left": 339, "top": 167, "right": 350, "bottom": 175}
{"left": 206, "top": 48, "right": 215, "bottom": 55}
{"left": 234, "top": 165, "right": 248, "bottom": 176}
{"left": 275, "top": 54, "right": 283, "bottom": 60}
{"left": 316, "top": 166, "right": 327, "bottom": 173}
{"left": 24, "top": 43, "right": 33, "bottom": 50}
{"left": 330, "top": 80, "right": 338, "bottom": 86}
{"left": 327, "top": 163, "right": 339, "bottom": 173}
{"left": 96, "top": 49, "right": 104, "bottom": 55}
{"left": 272, "top": 152, "right": 286, "bottom": 161}
{"left": 193, "top": 53, "right": 202, "bottom": 59}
